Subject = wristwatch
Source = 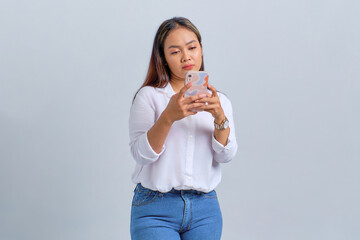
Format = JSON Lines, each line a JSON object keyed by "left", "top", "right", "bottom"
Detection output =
{"left": 214, "top": 117, "right": 229, "bottom": 130}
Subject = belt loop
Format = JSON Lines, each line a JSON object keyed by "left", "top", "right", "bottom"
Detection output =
{"left": 134, "top": 183, "right": 139, "bottom": 192}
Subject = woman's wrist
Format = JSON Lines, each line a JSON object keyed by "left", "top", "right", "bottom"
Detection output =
{"left": 214, "top": 113, "right": 226, "bottom": 124}
{"left": 160, "top": 110, "right": 175, "bottom": 126}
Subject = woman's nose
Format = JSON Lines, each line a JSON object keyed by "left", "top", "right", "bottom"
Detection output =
{"left": 181, "top": 51, "right": 191, "bottom": 62}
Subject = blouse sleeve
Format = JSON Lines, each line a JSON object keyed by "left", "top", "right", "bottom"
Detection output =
{"left": 211, "top": 94, "right": 238, "bottom": 163}
{"left": 129, "top": 88, "right": 165, "bottom": 165}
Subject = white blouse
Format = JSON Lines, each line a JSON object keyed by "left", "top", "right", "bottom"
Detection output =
{"left": 129, "top": 83, "right": 238, "bottom": 193}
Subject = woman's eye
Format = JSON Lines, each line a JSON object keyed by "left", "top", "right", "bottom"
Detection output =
{"left": 189, "top": 46, "right": 197, "bottom": 50}
{"left": 171, "top": 51, "right": 179, "bottom": 55}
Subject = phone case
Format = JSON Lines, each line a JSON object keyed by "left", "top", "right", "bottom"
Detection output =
{"left": 184, "top": 71, "right": 209, "bottom": 98}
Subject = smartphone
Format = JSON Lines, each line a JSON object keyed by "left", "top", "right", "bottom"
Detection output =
{"left": 184, "top": 71, "right": 209, "bottom": 98}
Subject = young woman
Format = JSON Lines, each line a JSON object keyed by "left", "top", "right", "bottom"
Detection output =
{"left": 129, "top": 17, "right": 238, "bottom": 240}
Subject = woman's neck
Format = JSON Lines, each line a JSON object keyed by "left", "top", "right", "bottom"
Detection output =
{"left": 169, "top": 75, "right": 185, "bottom": 93}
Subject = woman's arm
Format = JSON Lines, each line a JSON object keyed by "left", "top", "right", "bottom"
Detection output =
{"left": 195, "top": 84, "right": 230, "bottom": 145}
{"left": 213, "top": 114, "right": 230, "bottom": 146}
{"left": 147, "top": 83, "right": 207, "bottom": 153}
{"left": 146, "top": 113, "right": 173, "bottom": 154}
{"left": 194, "top": 84, "right": 238, "bottom": 162}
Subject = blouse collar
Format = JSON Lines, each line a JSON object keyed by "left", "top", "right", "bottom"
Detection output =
{"left": 155, "top": 82, "right": 176, "bottom": 96}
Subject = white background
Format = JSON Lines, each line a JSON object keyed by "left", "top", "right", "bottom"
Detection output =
{"left": 1, "top": 0, "right": 359, "bottom": 239}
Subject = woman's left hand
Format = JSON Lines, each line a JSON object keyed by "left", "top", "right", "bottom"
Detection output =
{"left": 194, "top": 84, "right": 226, "bottom": 123}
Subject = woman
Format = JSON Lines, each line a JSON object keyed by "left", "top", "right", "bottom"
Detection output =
{"left": 129, "top": 17, "right": 237, "bottom": 240}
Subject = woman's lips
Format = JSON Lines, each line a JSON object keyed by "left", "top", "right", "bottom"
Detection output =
{"left": 183, "top": 65, "right": 194, "bottom": 70}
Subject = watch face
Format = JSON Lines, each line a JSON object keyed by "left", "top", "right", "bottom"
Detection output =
{"left": 214, "top": 117, "right": 229, "bottom": 130}
{"left": 224, "top": 119, "right": 229, "bottom": 128}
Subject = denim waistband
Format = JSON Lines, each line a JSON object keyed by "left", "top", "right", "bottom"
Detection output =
{"left": 136, "top": 183, "right": 209, "bottom": 195}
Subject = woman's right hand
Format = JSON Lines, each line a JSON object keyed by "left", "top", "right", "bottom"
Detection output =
{"left": 162, "top": 83, "right": 206, "bottom": 123}
{"left": 146, "top": 83, "right": 206, "bottom": 154}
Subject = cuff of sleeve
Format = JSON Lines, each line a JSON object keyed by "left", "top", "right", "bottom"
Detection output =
{"left": 212, "top": 134, "right": 233, "bottom": 153}
{"left": 139, "top": 131, "right": 165, "bottom": 159}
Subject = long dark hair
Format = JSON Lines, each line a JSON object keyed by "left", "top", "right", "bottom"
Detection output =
{"left": 133, "top": 17, "right": 204, "bottom": 101}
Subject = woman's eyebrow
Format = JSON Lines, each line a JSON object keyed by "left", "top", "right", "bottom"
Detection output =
{"left": 167, "top": 40, "right": 197, "bottom": 49}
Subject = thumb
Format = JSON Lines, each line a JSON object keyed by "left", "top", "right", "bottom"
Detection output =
{"left": 178, "top": 82, "right": 192, "bottom": 97}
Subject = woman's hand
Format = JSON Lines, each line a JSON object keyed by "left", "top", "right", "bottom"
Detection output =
{"left": 194, "top": 84, "right": 230, "bottom": 146}
{"left": 194, "top": 84, "right": 226, "bottom": 123}
{"left": 147, "top": 83, "right": 206, "bottom": 153}
{"left": 162, "top": 83, "right": 207, "bottom": 123}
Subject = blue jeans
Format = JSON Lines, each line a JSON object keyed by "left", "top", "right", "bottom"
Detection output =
{"left": 130, "top": 183, "right": 223, "bottom": 240}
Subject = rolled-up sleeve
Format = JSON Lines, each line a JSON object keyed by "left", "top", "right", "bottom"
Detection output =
{"left": 129, "top": 88, "right": 165, "bottom": 165}
{"left": 212, "top": 94, "right": 238, "bottom": 163}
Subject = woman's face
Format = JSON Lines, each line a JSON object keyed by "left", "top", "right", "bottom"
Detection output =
{"left": 163, "top": 27, "right": 203, "bottom": 80}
